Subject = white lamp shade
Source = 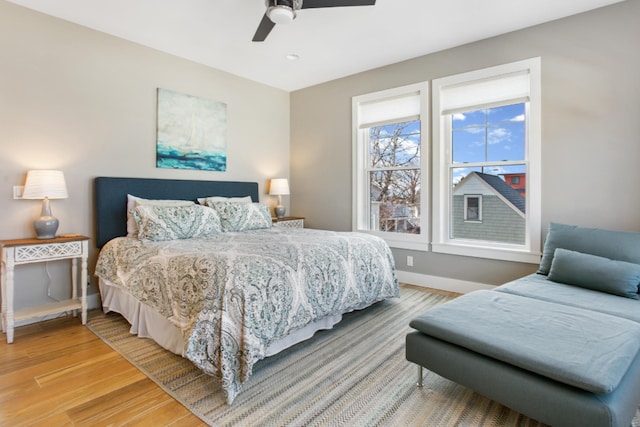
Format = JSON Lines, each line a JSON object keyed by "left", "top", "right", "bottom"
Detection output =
{"left": 269, "top": 178, "right": 290, "bottom": 196}
{"left": 22, "top": 170, "right": 69, "bottom": 200}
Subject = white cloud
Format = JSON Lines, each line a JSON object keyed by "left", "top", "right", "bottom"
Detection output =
{"left": 488, "top": 127, "right": 511, "bottom": 144}
{"left": 464, "top": 127, "right": 484, "bottom": 134}
{"left": 453, "top": 113, "right": 466, "bottom": 121}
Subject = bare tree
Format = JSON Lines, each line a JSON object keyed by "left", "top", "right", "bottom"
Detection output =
{"left": 369, "top": 121, "right": 421, "bottom": 232}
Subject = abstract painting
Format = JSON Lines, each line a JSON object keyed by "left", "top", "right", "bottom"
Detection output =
{"left": 156, "top": 88, "right": 227, "bottom": 171}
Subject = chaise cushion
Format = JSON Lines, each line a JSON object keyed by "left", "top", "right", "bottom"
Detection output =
{"left": 410, "top": 290, "right": 640, "bottom": 394}
{"left": 538, "top": 223, "right": 640, "bottom": 275}
{"left": 548, "top": 249, "right": 640, "bottom": 299}
{"left": 495, "top": 274, "right": 640, "bottom": 323}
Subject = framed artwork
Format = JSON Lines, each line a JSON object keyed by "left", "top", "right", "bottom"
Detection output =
{"left": 156, "top": 88, "right": 227, "bottom": 171}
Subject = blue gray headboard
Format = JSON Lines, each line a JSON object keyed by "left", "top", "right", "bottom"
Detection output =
{"left": 94, "top": 176, "right": 259, "bottom": 248}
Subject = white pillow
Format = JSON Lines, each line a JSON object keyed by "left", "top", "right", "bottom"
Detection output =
{"left": 197, "top": 195, "right": 252, "bottom": 205}
{"left": 126, "top": 194, "right": 194, "bottom": 237}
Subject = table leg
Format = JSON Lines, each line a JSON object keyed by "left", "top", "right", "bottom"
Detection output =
{"left": 71, "top": 258, "right": 78, "bottom": 318}
{"left": 80, "top": 241, "right": 88, "bottom": 325}
{"left": 4, "top": 252, "right": 15, "bottom": 344}
{"left": 1, "top": 256, "right": 6, "bottom": 333}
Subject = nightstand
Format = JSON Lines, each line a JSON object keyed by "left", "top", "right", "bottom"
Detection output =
{"left": 272, "top": 216, "right": 305, "bottom": 228}
{"left": 0, "top": 235, "right": 89, "bottom": 343}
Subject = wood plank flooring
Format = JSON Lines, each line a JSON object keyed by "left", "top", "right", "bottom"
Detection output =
{"left": 0, "top": 312, "right": 204, "bottom": 426}
{"left": 0, "top": 285, "right": 458, "bottom": 426}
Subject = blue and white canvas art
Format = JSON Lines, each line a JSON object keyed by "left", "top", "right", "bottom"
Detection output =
{"left": 156, "top": 88, "right": 227, "bottom": 171}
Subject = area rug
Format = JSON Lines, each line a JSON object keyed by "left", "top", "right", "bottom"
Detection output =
{"left": 87, "top": 287, "right": 640, "bottom": 426}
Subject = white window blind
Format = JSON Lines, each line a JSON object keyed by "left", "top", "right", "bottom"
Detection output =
{"left": 358, "top": 92, "right": 421, "bottom": 128}
{"left": 439, "top": 70, "right": 530, "bottom": 115}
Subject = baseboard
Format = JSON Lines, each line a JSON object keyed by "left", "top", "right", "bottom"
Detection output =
{"left": 14, "top": 292, "right": 102, "bottom": 328}
{"left": 396, "top": 270, "right": 495, "bottom": 294}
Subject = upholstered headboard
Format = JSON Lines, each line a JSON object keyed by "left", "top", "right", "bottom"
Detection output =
{"left": 94, "top": 177, "right": 260, "bottom": 248}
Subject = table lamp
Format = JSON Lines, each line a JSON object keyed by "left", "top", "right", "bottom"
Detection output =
{"left": 22, "top": 170, "right": 69, "bottom": 239}
{"left": 269, "top": 178, "right": 290, "bottom": 218}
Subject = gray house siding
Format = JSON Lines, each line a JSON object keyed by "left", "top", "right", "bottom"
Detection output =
{"left": 452, "top": 195, "right": 525, "bottom": 244}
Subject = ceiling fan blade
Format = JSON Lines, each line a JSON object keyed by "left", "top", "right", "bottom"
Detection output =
{"left": 301, "top": 0, "right": 375, "bottom": 9}
{"left": 252, "top": 13, "right": 276, "bottom": 42}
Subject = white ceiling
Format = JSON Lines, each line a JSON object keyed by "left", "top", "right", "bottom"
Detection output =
{"left": 8, "top": 0, "right": 624, "bottom": 92}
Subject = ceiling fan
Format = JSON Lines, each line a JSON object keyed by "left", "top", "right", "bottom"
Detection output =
{"left": 252, "top": 0, "right": 376, "bottom": 42}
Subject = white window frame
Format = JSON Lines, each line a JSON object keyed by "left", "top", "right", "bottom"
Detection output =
{"left": 352, "top": 82, "right": 430, "bottom": 251}
{"left": 432, "top": 58, "right": 542, "bottom": 263}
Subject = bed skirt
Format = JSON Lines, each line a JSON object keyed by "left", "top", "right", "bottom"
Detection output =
{"left": 98, "top": 278, "right": 346, "bottom": 358}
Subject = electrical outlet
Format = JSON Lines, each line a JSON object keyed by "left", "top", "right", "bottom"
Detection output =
{"left": 407, "top": 255, "right": 413, "bottom": 267}
{"left": 13, "top": 185, "right": 24, "bottom": 199}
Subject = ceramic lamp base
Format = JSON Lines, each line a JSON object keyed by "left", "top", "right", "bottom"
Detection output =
{"left": 34, "top": 216, "right": 59, "bottom": 239}
{"left": 274, "top": 205, "right": 286, "bottom": 218}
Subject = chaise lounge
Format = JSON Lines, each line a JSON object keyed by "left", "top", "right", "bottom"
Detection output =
{"left": 406, "top": 223, "right": 640, "bottom": 427}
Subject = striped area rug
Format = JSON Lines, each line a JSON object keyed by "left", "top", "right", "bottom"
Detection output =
{"left": 87, "top": 287, "right": 639, "bottom": 426}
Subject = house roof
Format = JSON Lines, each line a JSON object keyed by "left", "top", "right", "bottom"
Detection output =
{"left": 475, "top": 172, "right": 526, "bottom": 214}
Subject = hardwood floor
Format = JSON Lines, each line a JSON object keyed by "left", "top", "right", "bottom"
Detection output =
{"left": 0, "top": 311, "right": 204, "bottom": 426}
{"left": 0, "top": 284, "right": 454, "bottom": 426}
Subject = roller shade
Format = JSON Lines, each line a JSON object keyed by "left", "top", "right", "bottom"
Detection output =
{"left": 440, "top": 70, "right": 530, "bottom": 115}
{"left": 358, "top": 92, "right": 421, "bottom": 128}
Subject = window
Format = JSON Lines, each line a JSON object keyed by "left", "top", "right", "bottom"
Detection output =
{"left": 464, "top": 195, "right": 482, "bottom": 221}
{"left": 352, "top": 83, "right": 429, "bottom": 250}
{"left": 432, "top": 58, "right": 541, "bottom": 263}
{"left": 352, "top": 59, "right": 540, "bottom": 263}
{"left": 451, "top": 103, "right": 526, "bottom": 243}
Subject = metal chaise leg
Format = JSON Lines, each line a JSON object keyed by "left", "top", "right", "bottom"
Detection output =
{"left": 417, "top": 365, "right": 424, "bottom": 387}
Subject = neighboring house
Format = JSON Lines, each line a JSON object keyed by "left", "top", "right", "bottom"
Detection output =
{"left": 452, "top": 172, "right": 526, "bottom": 244}
{"left": 501, "top": 173, "right": 526, "bottom": 197}
{"left": 369, "top": 186, "right": 420, "bottom": 233}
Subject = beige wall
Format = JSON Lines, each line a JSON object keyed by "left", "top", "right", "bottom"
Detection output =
{"left": 290, "top": 0, "right": 640, "bottom": 285}
{"left": 0, "top": 1, "right": 290, "bottom": 309}
{"left": 2, "top": 0, "right": 639, "bottom": 311}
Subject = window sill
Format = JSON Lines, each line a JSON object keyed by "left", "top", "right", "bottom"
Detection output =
{"left": 357, "top": 230, "right": 429, "bottom": 252}
{"left": 432, "top": 242, "right": 540, "bottom": 264}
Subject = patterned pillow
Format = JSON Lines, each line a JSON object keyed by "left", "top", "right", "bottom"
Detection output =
{"left": 207, "top": 201, "right": 272, "bottom": 232}
{"left": 126, "top": 194, "right": 195, "bottom": 237}
{"left": 197, "top": 195, "right": 252, "bottom": 205}
{"left": 133, "top": 204, "right": 222, "bottom": 241}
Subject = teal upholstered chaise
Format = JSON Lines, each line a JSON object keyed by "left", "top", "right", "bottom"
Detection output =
{"left": 406, "top": 223, "right": 640, "bottom": 427}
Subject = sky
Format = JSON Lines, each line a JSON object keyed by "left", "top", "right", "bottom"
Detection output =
{"left": 452, "top": 103, "right": 526, "bottom": 184}
{"left": 369, "top": 103, "right": 527, "bottom": 187}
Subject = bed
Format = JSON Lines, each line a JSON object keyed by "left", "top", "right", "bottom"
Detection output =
{"left": 93, "top": 177, "right": 399, "bottom": 404}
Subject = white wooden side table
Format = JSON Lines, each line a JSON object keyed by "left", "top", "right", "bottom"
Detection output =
{"left": 0, "top": 235, "right": 89, "bottom": 343}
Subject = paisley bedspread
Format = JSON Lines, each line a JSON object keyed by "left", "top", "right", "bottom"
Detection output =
{"left": 95, "top": 227, "right": 398, "bottom": 403}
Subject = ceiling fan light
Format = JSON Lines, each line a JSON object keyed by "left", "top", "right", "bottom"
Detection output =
{"left": 268, "top": 6, "right": 296, "bottom": 24}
